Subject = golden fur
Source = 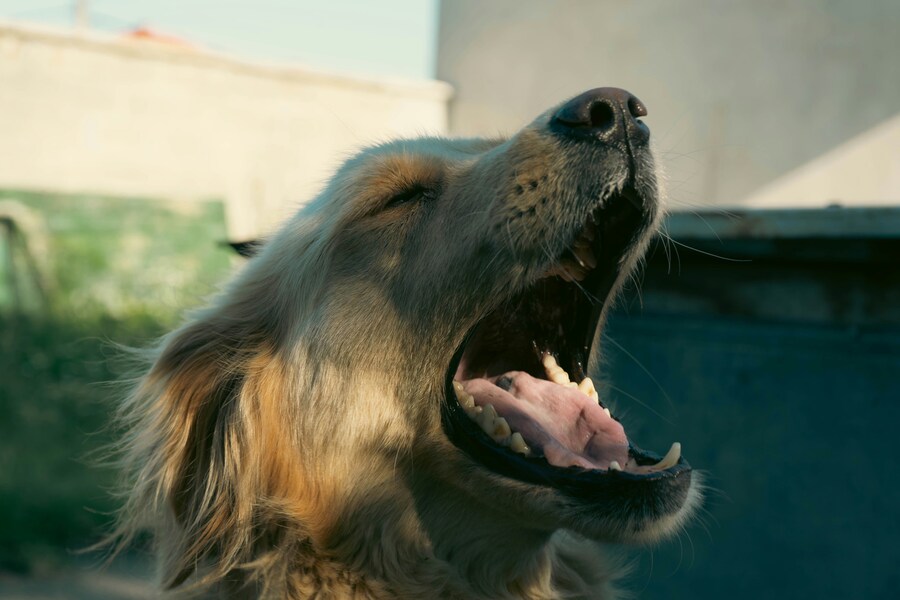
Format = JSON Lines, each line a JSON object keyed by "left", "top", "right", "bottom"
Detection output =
{"left": 111, "top": 97, "right": 698, "bottom": 598}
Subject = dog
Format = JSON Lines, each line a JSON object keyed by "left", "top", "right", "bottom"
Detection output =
{"left": 111, "top": 87, "right": 700, "bottom": 598}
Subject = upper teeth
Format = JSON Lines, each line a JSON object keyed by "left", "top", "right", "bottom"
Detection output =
{"left": 543, "top": 354, "right": 604, "bottom": 407}
{"left": 577, "top": 376, "right": 599, "bottom": 402}
{"left": 543, "top": 225, "right": 598, "bottom": 280}
{"left": 542, "top": 353, "right": 571, "bottom": 385}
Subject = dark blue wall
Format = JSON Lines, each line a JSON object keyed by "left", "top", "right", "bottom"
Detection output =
{"left": 601, "top": 217, "right": 900, "bottom": 599}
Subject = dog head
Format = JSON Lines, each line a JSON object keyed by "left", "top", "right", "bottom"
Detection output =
{"left": 122, "top": 88, "right": 698, "bottom": 591}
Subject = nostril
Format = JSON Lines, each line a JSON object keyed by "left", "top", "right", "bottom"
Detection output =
{"left": 627, "top": 96, "right": 647, "bottom": 118}
{"left": 551, "top": 88, "right": 650, "bottom": 144}
{"left": 588, "top": 101, "right": 615, "bottom": 130}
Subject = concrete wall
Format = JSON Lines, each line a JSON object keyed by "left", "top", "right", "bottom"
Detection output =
{"left": 0, "top": 22, "right": 451, "bottom": 240}
{"left": 437, "top": 0, "right": 900, "bottom": 208}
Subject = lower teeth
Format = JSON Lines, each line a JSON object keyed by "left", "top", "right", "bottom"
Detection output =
{"left": 509, "top": 432, "right": 530, "bottom": 455}
{"left": 453, "top": 387, "right": 531, "bottom": 455}
{"left": 452, "top": 358, "right": 683, "bottom": 471}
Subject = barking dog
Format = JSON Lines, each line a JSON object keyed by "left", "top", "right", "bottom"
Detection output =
{"left": 113, "top": 88, "right": 699, "bottom": 598}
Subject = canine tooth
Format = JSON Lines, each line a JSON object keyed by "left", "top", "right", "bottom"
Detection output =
{"left": 654, "top": 442, "right": 681, "bottom": 470}
{"left": 608, "top": 461, "right": 622, "bottom": 471}
{"left": 491, "top": 417, "right": 512, "bottom": 442}
{"left": 509, "top": 432, "right": 530, "bottom": 455}
{"left": 603, "top": 407, "right": 611, "bottom": 418}
{"left": 572, "top": 244, "right": 597, "bottom": 269}
{"left": 483, "top": 404, "right": 497, "bottom": 420}
{"left": 561, "top": 260, "right": 588, "bottom": 281}
{"left": 578, "top": 377, "right": 599, "bottom": 402}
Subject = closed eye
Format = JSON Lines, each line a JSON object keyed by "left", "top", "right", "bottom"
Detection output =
{"left": 385, "top": 184, "right": 432, "bottom": 209}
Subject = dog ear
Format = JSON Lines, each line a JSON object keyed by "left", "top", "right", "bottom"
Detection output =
{"left": 160, "top": 316, "right": 250, "bottom": 585}
{"left": 123, "top": 310, "right": 271, "bottom": 589}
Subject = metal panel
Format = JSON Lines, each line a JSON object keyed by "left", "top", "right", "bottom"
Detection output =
{"left": 665, "top": 206, "right": 900, "bottom": 240}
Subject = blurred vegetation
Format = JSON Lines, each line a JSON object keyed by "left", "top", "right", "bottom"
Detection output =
{"left": 0, "top": 189, "right": 234, "bottom": 572}
{"left": 0, "top": 313, "right": 164, "bottom": 572}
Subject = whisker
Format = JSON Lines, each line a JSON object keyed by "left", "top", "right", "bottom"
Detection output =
{"left": 603, "top": 383, "right": 676, "bottom": 426}
{"left": 604, "top": 335, "right": 678, "bottom": 413}
{"left": 664, "top": 236, "right": 752, "bottom": 262}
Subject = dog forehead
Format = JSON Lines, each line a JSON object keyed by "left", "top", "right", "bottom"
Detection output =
{"left": 369, "top": 136, "right": 506, "bottom": 160}
{"left": 350, "top": 136, "right": 507, "bottom": 179}
{"left": 298, "top": 135, "right": 510, "bottom": 219}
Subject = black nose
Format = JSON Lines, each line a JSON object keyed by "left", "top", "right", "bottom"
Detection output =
{"left": 551, "top": 87, "right": 650, "bottom": 145}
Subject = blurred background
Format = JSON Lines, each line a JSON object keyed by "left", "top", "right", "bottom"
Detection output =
{"left": 0, "top": 1, "right": 897, "bottom": 598}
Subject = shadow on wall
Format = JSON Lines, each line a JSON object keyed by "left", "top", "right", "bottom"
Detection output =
{"left": 743, "top": 112, "right": 900, "bottom": 208}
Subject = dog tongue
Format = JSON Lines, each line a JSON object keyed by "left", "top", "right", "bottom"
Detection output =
{"left": 460, "top": 371, "right": 628, "bottom": 470}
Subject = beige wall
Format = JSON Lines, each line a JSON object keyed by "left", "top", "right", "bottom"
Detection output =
{"left": 0, "top": 22, "right": 451, "bottom": 240}
{"left": 437, "top": 0, "right": 900, "bottom": 209}
{"left": 743, "top": 113, "right": 900, "bottom": 208}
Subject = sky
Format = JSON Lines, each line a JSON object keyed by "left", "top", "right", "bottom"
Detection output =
{"left": 0, "top": 0, "right": 440, "bottom": 80}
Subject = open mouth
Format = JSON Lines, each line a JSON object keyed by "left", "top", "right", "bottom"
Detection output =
{"left": 442, "top": 185, "right": 690, "bottom": 493}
